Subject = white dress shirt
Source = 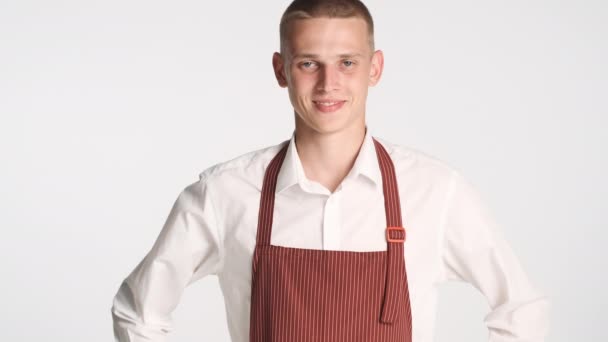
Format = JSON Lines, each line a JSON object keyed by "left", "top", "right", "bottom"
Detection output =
{"left": 111, "top": 126, "right": 550, "bottom": 342}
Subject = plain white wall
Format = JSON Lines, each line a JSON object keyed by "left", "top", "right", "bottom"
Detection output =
{"left": 1, "top": 0, "right": 606, "bottom": 341}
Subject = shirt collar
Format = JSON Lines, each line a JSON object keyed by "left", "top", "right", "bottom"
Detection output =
{"left": 275, "top": 125, "right": 382, "bottom": 194}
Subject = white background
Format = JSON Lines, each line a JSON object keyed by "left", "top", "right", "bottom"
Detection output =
{"left": 1, "top": 0, "right": 606, "bottom": 341}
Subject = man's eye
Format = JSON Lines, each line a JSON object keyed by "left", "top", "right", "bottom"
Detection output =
{"left": 343, "top": 60, "right": 355, "bottom": 67}
{"left": 301, "top": 61, "right": 316, "bottom": 68}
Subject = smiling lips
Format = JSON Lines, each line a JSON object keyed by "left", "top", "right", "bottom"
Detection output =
{"left": 313, "top": 100, "right": 346, "bottom": 113}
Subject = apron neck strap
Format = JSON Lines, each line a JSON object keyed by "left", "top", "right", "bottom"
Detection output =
{"left": 255, "top": 136, "right": 405, "bottom": 247}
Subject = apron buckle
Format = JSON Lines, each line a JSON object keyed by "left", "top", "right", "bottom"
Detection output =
{"left": 386, "top": 226, "right": 406, "bottom": 243}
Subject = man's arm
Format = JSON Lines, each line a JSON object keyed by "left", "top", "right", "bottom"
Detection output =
{"left": 439, "top": 170, "right": 550, "bottom": 341}
{"left": 111, "top": 177, "right": 223, "bottom": 342}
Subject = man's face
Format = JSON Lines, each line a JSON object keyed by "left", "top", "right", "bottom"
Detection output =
{"left": 273, "top": 17, "right": 384, "bottom": 135}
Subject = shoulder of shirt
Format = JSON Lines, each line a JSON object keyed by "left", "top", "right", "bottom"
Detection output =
{"left": 195, "top": 139, "right": 287, "bottom": 185}
{"left": 373, "top": 135, "right": 461, "bottom": 179}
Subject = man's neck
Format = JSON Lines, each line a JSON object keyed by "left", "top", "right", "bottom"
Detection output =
{"left": 293, "top": 120, "right": 366, "bottom": 194}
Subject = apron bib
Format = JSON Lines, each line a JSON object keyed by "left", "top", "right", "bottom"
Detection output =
{"left": 249, "top": 137, "right": 412, "bottom": 342}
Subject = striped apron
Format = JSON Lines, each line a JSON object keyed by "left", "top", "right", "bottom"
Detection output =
{"left": 249, "top": 137, "right": 412, "bottom": 342}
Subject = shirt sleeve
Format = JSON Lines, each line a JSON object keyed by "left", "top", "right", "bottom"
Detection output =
{"left": 439, "top": 170, "right": 550, "bottom": 341}
{"left": 111, "top": 175, "right": 223, "bottom": 342}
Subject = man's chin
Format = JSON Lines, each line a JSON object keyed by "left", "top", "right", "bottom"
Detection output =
{"left": 310, "top": 120, "right": 359, "bottom": 136}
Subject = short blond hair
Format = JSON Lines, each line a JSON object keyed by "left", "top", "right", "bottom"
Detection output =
{"left": 279, "top": 0, "right": 375, "bottom": 56}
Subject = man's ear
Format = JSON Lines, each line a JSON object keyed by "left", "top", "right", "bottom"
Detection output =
{"left": 272, "top": 52, "right": 288, "bottom": 88}
{"left": 368, "top": 49, "right": 384, "bottom": 87}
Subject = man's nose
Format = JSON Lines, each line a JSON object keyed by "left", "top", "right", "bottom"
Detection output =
{"left": 316, "top": 65, "right": 340, "bottom": 92}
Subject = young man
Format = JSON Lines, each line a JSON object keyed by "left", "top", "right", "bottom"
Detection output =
{"left": 111, "top": 1, "right": 549, "bottom": 341}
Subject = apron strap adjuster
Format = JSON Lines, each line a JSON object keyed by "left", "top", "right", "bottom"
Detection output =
{"left": 386, "top": 226, "right": 406, "bottom": 243}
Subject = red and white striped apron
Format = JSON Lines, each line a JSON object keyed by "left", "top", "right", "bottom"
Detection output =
{"left": 249, "top": 137, "right": 412, "bottom": 342}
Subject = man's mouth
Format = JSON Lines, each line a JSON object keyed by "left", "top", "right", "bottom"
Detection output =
{"left": 313, "top": 100, "right": 346, "bottom": 113}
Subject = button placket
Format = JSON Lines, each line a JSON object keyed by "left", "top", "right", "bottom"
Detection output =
{"left": 322, "top": 191, "right": 342, "bottom": 250}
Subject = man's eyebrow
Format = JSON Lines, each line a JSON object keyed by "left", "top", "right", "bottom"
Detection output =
{"left": 292, "top": 53, "right": 364, "bottom": 59}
